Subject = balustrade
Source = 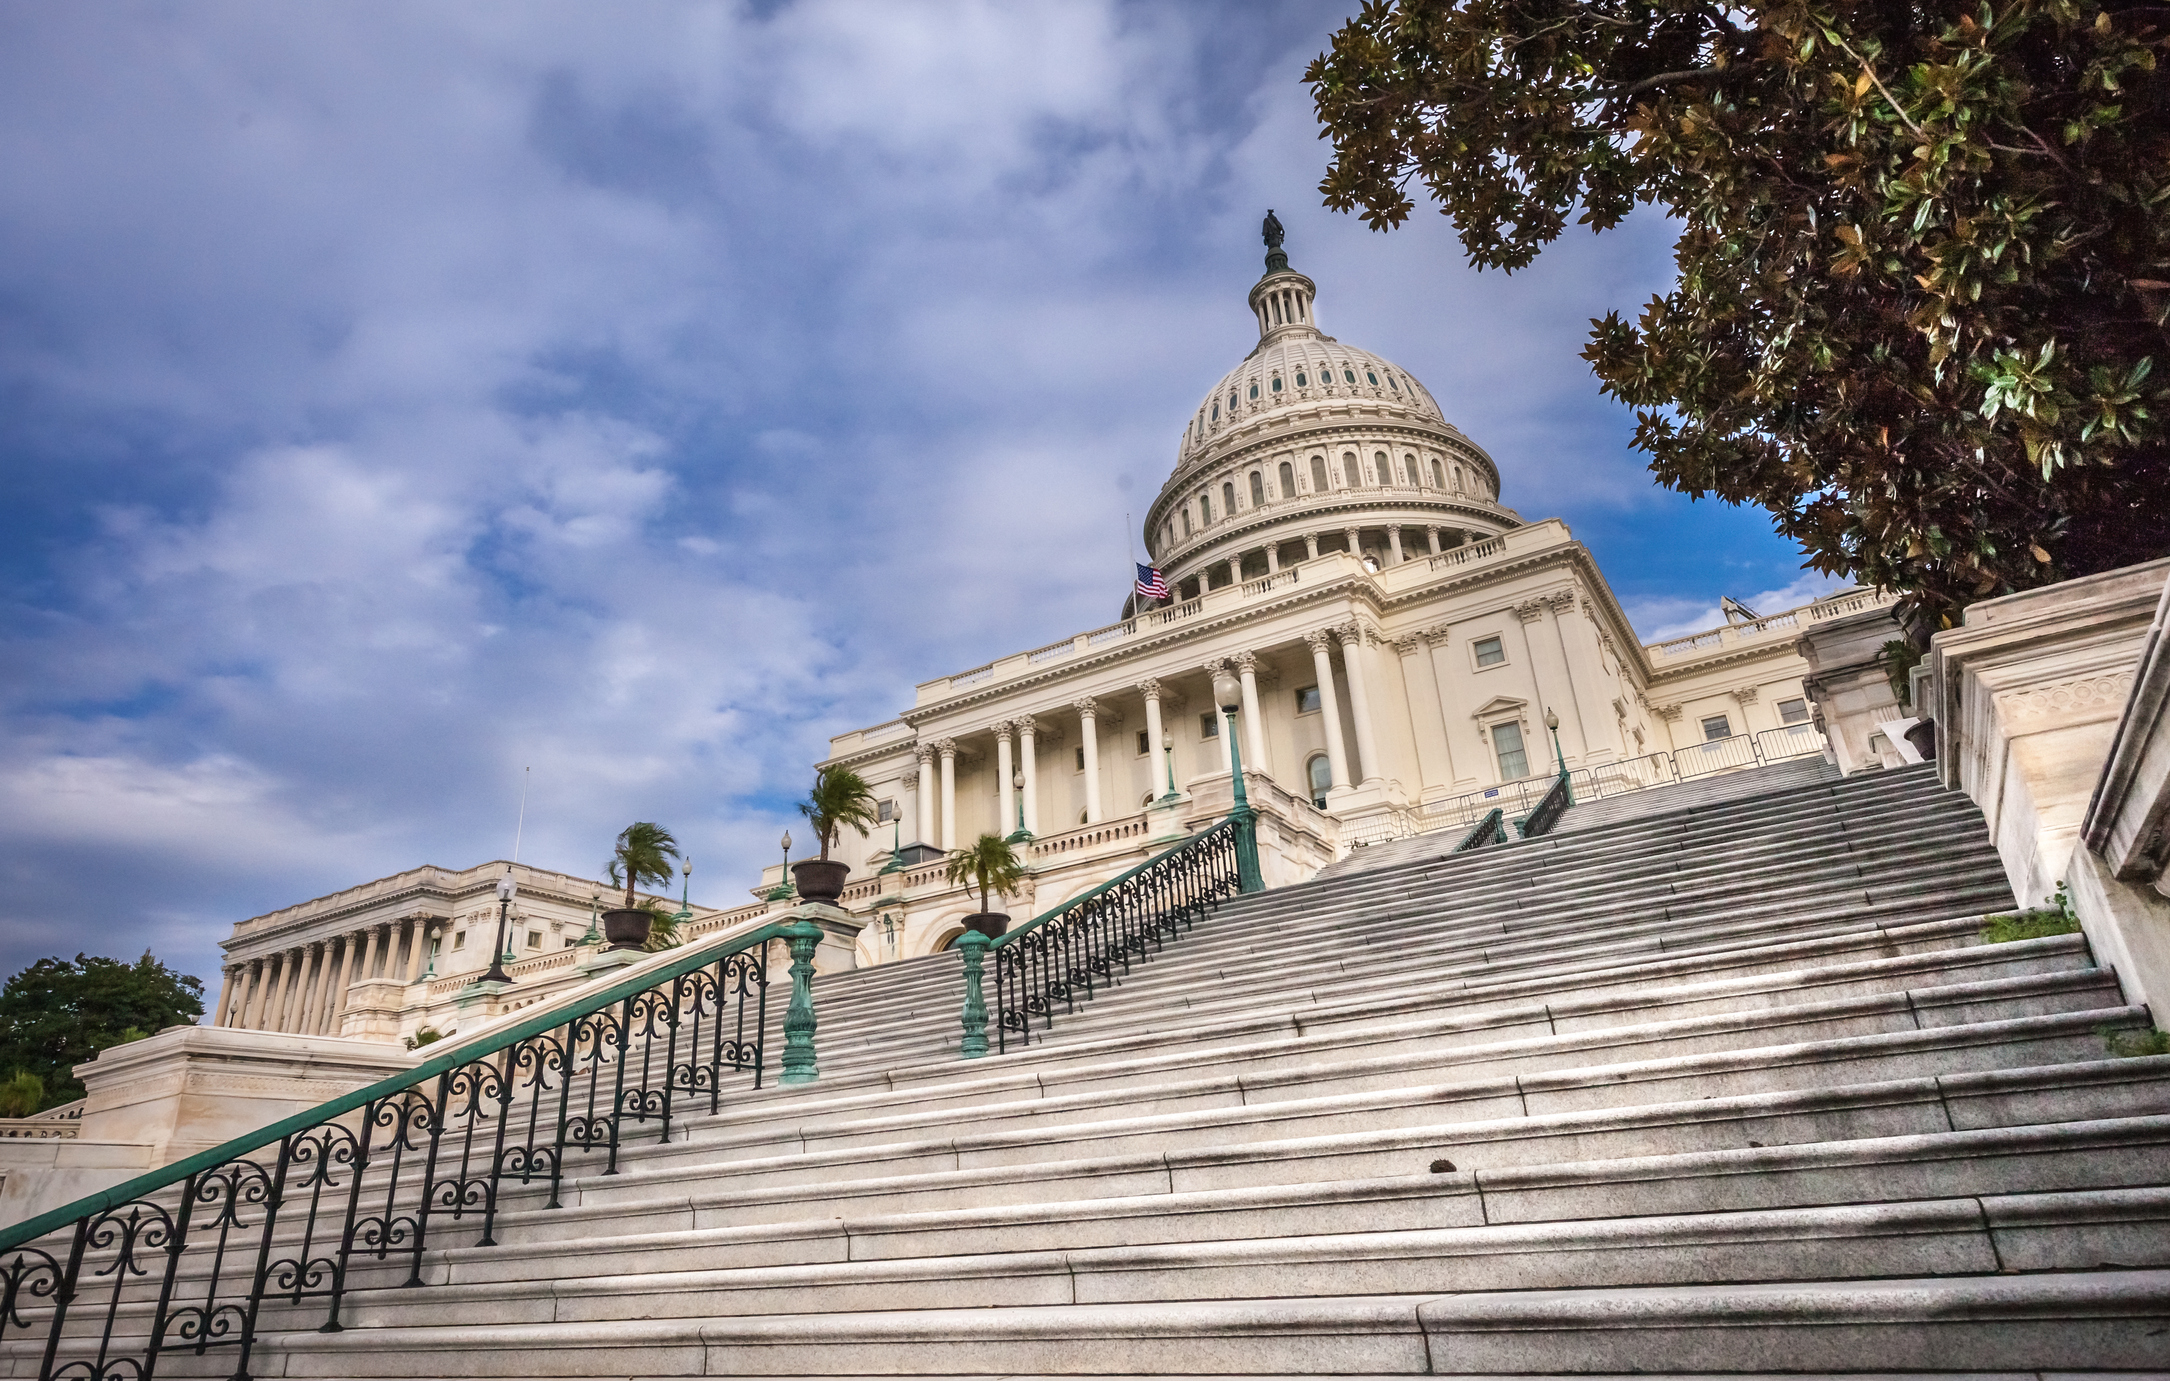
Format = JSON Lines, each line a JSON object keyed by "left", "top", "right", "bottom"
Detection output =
{"left": 0, "top": 918, "right": 823, "bottom": 1381}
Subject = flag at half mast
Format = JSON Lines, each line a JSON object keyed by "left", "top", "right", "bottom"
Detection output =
{"left": 1135, "top": 563, "right": 1169, "bottom": 601}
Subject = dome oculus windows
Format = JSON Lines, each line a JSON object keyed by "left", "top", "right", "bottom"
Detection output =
{"left": 1271, "top": 376, "right": 1282, "bottom": 393}
{"left": 1295, "top": 370, "right": 1307, "bottom": 386}
{"left": 1365, "top": 370, "right": 1379, "bottom": 386}
{"left": 1248, "top": 383, "right": 1259, "bottom": 400}
{"left": 1343, "top": 368, "right": 1356, "bottom": 383}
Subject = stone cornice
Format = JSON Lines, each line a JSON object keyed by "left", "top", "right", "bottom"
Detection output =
{"left": 1160, "top": 494, "right": 1515, "bottom": 581}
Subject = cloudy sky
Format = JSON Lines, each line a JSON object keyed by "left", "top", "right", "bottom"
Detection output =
{"left": 0, "top": 1, "right": 1840, "bottom": 994}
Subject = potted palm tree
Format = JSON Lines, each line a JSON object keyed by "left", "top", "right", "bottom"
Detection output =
{"left": 794, "top": 765, "right": 879, "bottom": 904}
{"left": 602, "top": 821, "right": 680, "bottom": 950}
{"left": 946, "top": 832, "right": 1030, "bottom": 938}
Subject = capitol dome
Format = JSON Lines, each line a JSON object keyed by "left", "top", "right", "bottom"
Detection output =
{"left": 1142, "top": 222, "right": 1517, "bottom": 600}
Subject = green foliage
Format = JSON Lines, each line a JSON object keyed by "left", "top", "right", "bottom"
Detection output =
{"left": 945, "top": 833, "right": 1032, "bottom": 914}
{"left": 636, "top": 897, "right": 685, "bottom": 952}
{"left": 0, "top": 951, "right": 204, "bottom": 1108}
{"left": 403, "top": 1027, "right": 444, "bottom": 1051}
{"left": 1309, "top": 0, "right": 2170, "bottom": 617}
{"left": 605, "top": 821, "right": 680, "bottom": 910}
{"left": 1981, "top": 907, "right": 2079, "bottom": 941}
{"left": 2103, "top": 1025, "right": 2170, "bottom": 1057}
{"left": 0, "top": 1070, "right": 43, "bottom": 1120}
{"left": 1880, "top": 639, "right": 1923, "bottom": 707}
{"left": 799, "top": 765, "right": 880, "bottom": 862}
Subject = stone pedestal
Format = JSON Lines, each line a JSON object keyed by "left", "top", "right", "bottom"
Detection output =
{"left": 777, "top": 901, "right": 863, "bottom": 975}
{"left": 1796, "top": 604, "right": 1909, "bottom": 775}
{"left": 0, "top": 1025, "right": 414, "bottom": 1229}
{"left": 1146, "top": 789, "right": 1194, "bottom": 843}
{"left": 1926, "top": 558, "right": 2169, "bottom": 912}
{"left": 336, "top": 976, "right": 410, "bottom": 1041}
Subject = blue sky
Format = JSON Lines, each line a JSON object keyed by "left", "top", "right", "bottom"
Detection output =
{"left": 0, "top": 1, "right": 1840, "bottom": 993}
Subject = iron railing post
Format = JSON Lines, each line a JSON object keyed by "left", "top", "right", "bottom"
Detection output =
{"left": 956, "top": 929, "right": 991, "bottom": 1059}
{"left": 780, "top": 919, "right": 824, "bottom": 1085}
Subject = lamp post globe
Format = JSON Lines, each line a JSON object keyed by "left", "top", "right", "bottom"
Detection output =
{"left": 1212, "top": 670, "right": 1249, "bottom": 810}
{"left": 1544, "top": 707, "right": 1567, "bottom": 776}
{"left": 483, "top": 870, "right": 516, "bottom": 985}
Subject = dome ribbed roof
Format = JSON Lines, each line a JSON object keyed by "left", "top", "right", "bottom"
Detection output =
{"left": 1178, "top": 336, "right": 1445, "bottom": 467}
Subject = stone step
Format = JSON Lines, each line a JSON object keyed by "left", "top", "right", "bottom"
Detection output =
{"left": 303, "top": 1189, "right": 2170, "bottom": 1332}
{"left": 108, "top": 1269, "right": 2170, "bottom": 1377}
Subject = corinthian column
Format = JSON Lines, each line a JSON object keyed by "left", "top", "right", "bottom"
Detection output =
{"left": 995, "top": 723, "right": 1016, "bottom": 837}
{"left": 1338, "top": 623, "right": 1384, "bottom": 785}
{"left": 1074, "top": 699, "right": 1102, "bottom": 823}
{"left": 1016, "top": 716, "right": 1040, "bottom": 835}
{"left": 1139, "top": 680, "right": 1169, "bottom": 798}
{"left": 211, "top": 966, "right": 235, "bottom": 1031}
{"left": 936, "top": 739, "right": 958, "bottom": 851}
{"left": 1305, "top": 630, "right": 1350, "bottom": 791}
{"left": 1234, "top": 652, "right": 1270, "bottom": 777}
{"left": 915, "top": 745, "right": 937, "bottom": 847}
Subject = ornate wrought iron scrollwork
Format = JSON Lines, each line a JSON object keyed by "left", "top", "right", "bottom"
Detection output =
{"left": 987, "top": 815, "right": 1246, "bottom": 1053}
{"left": 1, "top": 926, "right": 787, "bottom": 1381}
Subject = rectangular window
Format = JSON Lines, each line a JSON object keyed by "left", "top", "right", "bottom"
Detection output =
{"left": 564, "top": 938, "right": 577, "bottom": 949}
{"left": 1778, "top": 697, "right": 1810, "bottom": 724}
{"left": 1074, "top": 745, "right": 1085, "bottom": 771}
{"left": 1199, "top": 493, "right": 1212, "bottom": 523}
{"left": 876, "top": 798, "right": 897, "bottom": 823}
{"left": 1295, "top": 685, "right": 1321, "bottom": 715}
{"left": 1135, "top": 729, "right": 1149, "bottom": 756}
{"left": 452, "top": 931, "right": 466, "bottom": 951}
{"left": 1474, "top": 636, "right": 1506, "bottom": 667}
{"left": 1492, "top": 722, "right": 1529, "bottom": 780}
{"left": 527, "top": 930, "right": 542, "bottom": 950}
{"left": 1199, "top": 711, "right": 1219, "bottom": 739}
{"left": 1702, "top": 714, "right": 1733, "bottom": 742}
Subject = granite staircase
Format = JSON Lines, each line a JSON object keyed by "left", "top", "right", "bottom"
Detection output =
{"left": 22, "top": 764, "right": 2170, "bottom": 1377}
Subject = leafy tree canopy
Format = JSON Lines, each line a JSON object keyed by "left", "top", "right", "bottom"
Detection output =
{"left": 799, "top": 765, "right": 880, "bottom": 862}
{"left": 0, "top": 952, "right": 204, "bottom": 1109}
{"left": 1309, "top": 0, "right": 2170, "bottom": 616}
{"left": 605, "top": 821, "right": 679, "bottom": 910}
{"left": 946, "top": 833, "right": 1032, "bottom": 914}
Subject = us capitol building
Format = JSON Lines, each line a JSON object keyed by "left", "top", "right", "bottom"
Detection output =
{"left": 201, "top": 225, "right": 1890, "bottom": 1048}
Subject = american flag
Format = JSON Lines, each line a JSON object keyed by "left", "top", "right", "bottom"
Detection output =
{"left": 1134, "top": 563, "right": 1169, "bottom": 601}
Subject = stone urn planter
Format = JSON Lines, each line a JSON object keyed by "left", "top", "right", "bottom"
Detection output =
{"left": 963, "top": 912, "right": 1010, "bottom": 940}
{"left": 791, "top": 859, "right": 850, "bottom": 905}
{"left": 601, "top": 908, "right": 652, "bottom": 951}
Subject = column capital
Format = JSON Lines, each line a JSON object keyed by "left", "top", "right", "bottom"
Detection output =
{"left": 1303, "top": 628, "right": 1336, "bottom": 651}
{"left": 1421, "top": 625, "right": 1454, "bottom": 647}
{"left": 1232, "top": 651, "right": 1258, "bottom": 674}
{"left": 1071, "top": 696, "right": 1099, "bottom": 717}
{"left": 1390, "top": 636, "right": 1424, "bottom": 656}
{"left": 1652, "top": 702, "right": 1684, "bottom": 721}
{"left": 1543, "top": 589, "right": 1577, "bottom": 614}
{"left": 1200, "top": 656, "right": 1229, "bottom": 676}
{"left": 1513, "top": 598, "right": 1547, "bottom": 624}
{"left": 916, "top": 743, "right": 937, "bottom": 765}
{"left": 1135, "top": 678, "right": 1163, "bottom": 701}
{"left": 933, "top": 737, "right": 959, "bottom": 757}
{"left": 1730, "top": 686, "right": 1760, "bottom": 705}
{"left": 1335, "top": 621, "right": 1374, "bottom": 649}
{"left": 1013, "top": 714, "right": 1038, "bottom": 735}
{"left": 993, "top": 720, "right": 1015, "bottom": 742}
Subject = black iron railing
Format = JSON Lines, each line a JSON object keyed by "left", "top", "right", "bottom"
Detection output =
{"left": 1454, "top": 807, "right": 1506, "bottom": 852}
{"left": 960, "top": 811, "right": 1254, "bottom": 1056}
{"left": 1516, "top": 770, "right": 1573, "bottom": 839}
{"left": 0, "top": 916, "right": 823, "bottom": 1381}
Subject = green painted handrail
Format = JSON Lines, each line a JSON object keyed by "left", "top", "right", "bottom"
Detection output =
{"left": 989, "top": 813, "right": 1240, "bottom": 951}
{"left": 0, "top": 916, "right": 805, "bottom": 1255}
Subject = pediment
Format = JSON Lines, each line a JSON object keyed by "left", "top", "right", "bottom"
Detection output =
{"left": 1470, "top": 695, "right": 1528, "bottom": 720}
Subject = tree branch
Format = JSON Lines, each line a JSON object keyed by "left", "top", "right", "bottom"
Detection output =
{"left": 1608, "top": 66, "right": 1722, "bottom": 97}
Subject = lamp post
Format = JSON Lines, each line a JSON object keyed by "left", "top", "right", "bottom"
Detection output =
{"left": 1212, "top": 668, "right": 1263, "bottom": 892}
{"left": 1161, "top": 732, "right": 1177, "bottom": 799}
{"left": 1009, "top": 770, "right": 1028, "bottom": 840}
{"left": 422, "top": 924, "right": 442, "bottom": 979}
{"left": 1544, "top": 707, "right": 1567, "bottom": 775}
{"left": 672, "top": 856, "right": 693, "bottom": 931}
{"left": 580, "top": 892, "right": 601, "bottom": 946}
{"left": 482, "top": 870, "right": 515, "bottom": 984}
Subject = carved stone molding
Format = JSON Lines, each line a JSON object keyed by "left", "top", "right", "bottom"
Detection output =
{"left": 1513, "top": 599, "right": 1546, "bottom": 624}
{"left": 1995, "top": 670, "right": 2137, "bottom": 723}
{"left": 1232, "top": 651, "right": 1258, "bottom": 673}
{"left": 1731, "top": 687, "right": 1760, "bottom": 705}
{"left": 1391, "top": 636, "right": 1424, "bottom": 656}
{"left": 1652, "top": 703, "right": 1684, "bottom": 721}
{"left": 1303, "top": 628, "right": 1335, "bottom": 651}
{"left": 1135, "top": 678, "right": 1163, "bottom": 701}
{"left": 1200, "top": 657, "right": 1230, "bottom": 677}
{"left": 1543, "top": 590, "right": 1577, "bottom": 614}
{"left": 915, "top": 744, "right": 936, "bottom": 765}
{"left": 1013, "top": 714, "right": 1038, "bottom": 735}
{"left": 993, "top": 721, "right": 1015, "bottom": 741}
{"left": 1071, "top": 697, "right": 1100, "bottom": 717}
{"left": 933, "top": 737, "right": 959, "bottom": 756}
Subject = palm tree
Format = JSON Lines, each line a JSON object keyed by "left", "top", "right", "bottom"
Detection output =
{"left": 605, "top": 821, "right": 679, "bottom": 910}
{"left": 798, "top": 765, "right": 880, "bottom": 861}
{"left": 946, "top": 833, "right": 1030, "bottom": 915}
